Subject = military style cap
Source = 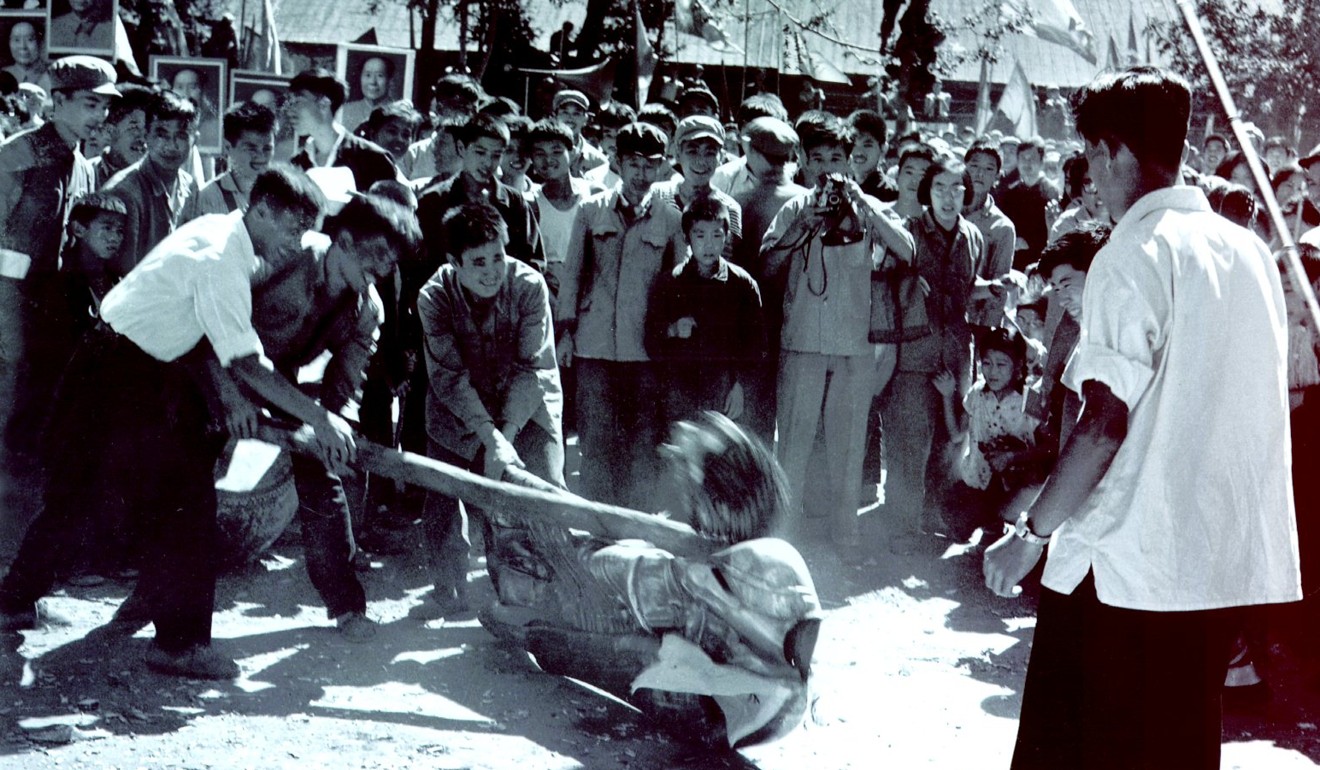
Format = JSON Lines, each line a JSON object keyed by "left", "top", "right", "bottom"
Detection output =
{"left": 552, "top": 89, "right": 590, "bottom": 112}
{"left": 48, "top": 56, "right": 120, "bottom": 97}
{"left": 741, "top": 117, "right": 798, "bottom": 160}
{"left": 672, "top": 115, "right": 725, "bottom": 148}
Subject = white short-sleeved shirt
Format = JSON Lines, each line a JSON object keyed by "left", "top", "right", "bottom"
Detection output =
{"left": 100, "top": 211, "right": 266, "bottom": 367}
{"left": 1051, "top": 185, "right": 1300, "bottom": 611}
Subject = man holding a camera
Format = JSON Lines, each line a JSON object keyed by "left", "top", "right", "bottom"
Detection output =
{"left": 760, "top": 116, "right": 913, "bottom": 559}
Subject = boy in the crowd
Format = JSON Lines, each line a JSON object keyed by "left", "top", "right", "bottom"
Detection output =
{"left": 847, "top": 109, "right": 897, "bottom": 203}
{"left": 398, "top": 73, "right": 483, "bottom": 181}
{"left": 103, "top": 89, "right": 201, "bottom": 274}
{"left": 732, "top": 116, "right": 806, "bottom": 441}
{"left": 414, "top": 202, "right": 563, "bottom": 618}
{"left": 551, "top": 88, "right": 607, "bottom": 177}
{"left": 962, "top": 138, "right": 1018, "bottom": 325}
{"left": 0, "top": 167, "right": 353, "bottom": 680}
{"left": 645, "top": 196, "right": 764, "bottom": 427}
{"left": 582, "top": 101, "right": 636, "bottom": 190}
{"left": 498, "top": 115, "right": 536, "bottom": 197}
{"left": 676, "top": 84, "right": 719, "bottom": 120}
{"left": 557, "top": 122, "right": 684, "bottom": 508}
{"left": 760, "top": 116, "right": 914, "bottom": 555}
{"left": 1202, "top": 132, "right": 1229, "bottom": 175}
{"left": 89, "top": 83, "right": 151, "bottom": 189}
{"left": 183, "top": 101, "right": 277, "bottom": 219}
{"left": 359, "top": 100, "right": 424, "bottom": 164}
{"left": 651, "top": 115, "right": 743, "bottom": 256}
{"left": 999, "top": 135, "right": 1061, "bottom": 270}
{"left": 286, "top": 67, "right": 399, "bottom": 194}
{"left": 62, "top": 191, "right": 127, "bottom": 326}
{"left": 527, "top": 118, "right": 598, "bottom": 297}
{"left": 0, "top": 56, "right": 114, "bottom": 551}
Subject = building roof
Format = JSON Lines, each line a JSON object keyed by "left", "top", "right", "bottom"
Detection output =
{"left": 243, "top": 0, "right": 1187, "bottom": 86}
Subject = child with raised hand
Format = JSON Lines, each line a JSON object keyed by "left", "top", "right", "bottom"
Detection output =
{"left": 645, "top": 196, "right": 765, "bottom": 427}
{"left": 934, "top": 326, "right": 1042, "bottom": 532}
{"left": 62, "top": 192, "right": 128, "bottom": 326}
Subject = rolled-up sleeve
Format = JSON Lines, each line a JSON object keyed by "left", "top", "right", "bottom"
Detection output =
{"left": 319, "top": 288, "right": 383, "bottom": 413}
{"left": 194, "top": 258, "right": 263, "bottom": 367}
{"left": 1062, "top": 244, "right": 1166, "bottom": 411}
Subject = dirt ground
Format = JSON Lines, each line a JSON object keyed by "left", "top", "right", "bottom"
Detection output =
{"left": 2, "top": 462, "right": 1320, "bottom": 769}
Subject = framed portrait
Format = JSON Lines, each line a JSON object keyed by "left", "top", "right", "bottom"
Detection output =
{"left": 46, "top": 0, "right": 115, "bottom": 57}
{"left": 151, "top": 55, "right": 226, "bottom": 155}
{"left": 334, "top": 43, "right": 414, "bottom": 132}
{"left": 0, "top": 11, "right": 47, "bottom": 88}
{"left": 229, "top": 70, "right": 290, "bottom": 112}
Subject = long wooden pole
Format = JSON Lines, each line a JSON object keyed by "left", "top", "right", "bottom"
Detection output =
{"left": 1174, "top": 0, "right": 1320, "bottom": 333}
{"left": 254, "top": 426, "right": 713, "bottom": 558}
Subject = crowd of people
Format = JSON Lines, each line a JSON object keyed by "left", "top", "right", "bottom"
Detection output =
{"left": 0, "top": 43, "right": 1315, "bottom": 764}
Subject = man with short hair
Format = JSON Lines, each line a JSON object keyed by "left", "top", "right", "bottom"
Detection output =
{"left": 286, "top": 67, "right": 399, "bottom": 194}
{"left": 413, "top": 202, "right": 563, "bottom": 618}
{"left": 711, "top": 93, "right": 790, "bottom": 198}
{"left": 0, "top": 55, "right": 113, "bottom": 551}
{"left": 985, "top": 66, "right": 1301, "bottom": 769}
{"left": 1202, "top": 133, "right": 1229, "bottom": 175}
{"left": 397, "top": 74, "right": 483, "bottom": 181}
{"left": 183, "top": 100, "right": 276, "bottom": 219}
{"left": 103, "top": 89, "right": 201, "bottom": 273}
{"left": 0, "top": 167, "right": 355, "bottom": 679}
{"left": 962, "top": 138, "right": 1017, "bottom": 320}
{"left": 360, "top": 100, "right": 423, "bottom": 163}
{"left": 557, "top": 122, "right": 685, "bottom": 508}
{"left": 998, "top": 135, "right": 1061, "bottom": 271}
{"left": 90, "top": 83, "right": 152, "bottom": 188}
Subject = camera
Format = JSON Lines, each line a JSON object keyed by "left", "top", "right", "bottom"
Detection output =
{"left": 817, "top": 173, "right": 850, "bottom": 216}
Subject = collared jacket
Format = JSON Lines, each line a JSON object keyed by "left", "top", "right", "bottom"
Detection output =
{"left": 895, "top": 212, "right": 980, "bottom": 375}
{"left": 417, "top": 258, "right": 562, "bottom": 460}
{"left": 103, "top": 156, "right": 199, "bottom": 276}
{"left": 0, "top": 121, "right": 94, "bottom": 279}
{"left": 558, "top": 186, "right": 685, "bottom": 362}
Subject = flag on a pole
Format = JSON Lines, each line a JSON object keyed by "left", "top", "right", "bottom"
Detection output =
{"left": 973, "top": 58, "right": 993, "bottom": 136}
{"left": 996, "top": 59, "right": 1037, "bottom": 138}
{"left": 1003, "top": 0, "right": 1097, "bottom": 65}
{"left": 261, "top": 0, "right": 282, "bottom": 75}
{"left": 675, "top": 0, "right": 742, "bottom": 54}
{"left": 1126, "top": 9, "right": 1140, "bottom": 65}
{"left": 782, "top": 27, "right": 850, "bottom": 85}
{"left": 113, "top": 13, "right": 141, "bottom": 75}
{"left": 1106, "top": 35, "right": 1121, "bottom": 71}
{"left": 635, "top": 0, "right": 656, "bottom": 106}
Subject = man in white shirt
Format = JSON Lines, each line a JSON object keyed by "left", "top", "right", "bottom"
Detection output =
{"left": 0, "top": 167, "right": 355, "bottom": 680}
{"left": 984, "top": 66, "right": 1301, "bottom": 769}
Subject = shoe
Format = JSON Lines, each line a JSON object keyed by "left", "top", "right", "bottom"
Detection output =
{"left": 0, "top": 600, "right": 73, "bottom": 632}
{"left": 145, "top": 644, "right": 239, "bottom": 680}
{"left": 408, "top": 585, "right": 471, "bottom": 621}
{"left": 335, "top": 611, "right": 378, "bottom": 642}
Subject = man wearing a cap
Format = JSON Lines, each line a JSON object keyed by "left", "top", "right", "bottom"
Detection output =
{"left": 557, "top": 122, "right": 685, "bottom": 508}
{"left": 676, "top": 84, "right": 719, "bottom": 120}
{"left": 650, "top": 114, "right": 742, "bottom": 256}
{"left": 551, "top": 88, "right": 607, "bottom": 178}
{"left": 733, "top": 116, "right": 807, "bottom": 442}
{"left": 711, "top": 94, "right": 792, "bottom": 200}
{"left": 0, "top": 54, "right": 113, "bottom": 543}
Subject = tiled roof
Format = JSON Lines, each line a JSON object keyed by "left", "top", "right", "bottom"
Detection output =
{"left": 244, "top": 0, "right": 1192, "bottom": 86}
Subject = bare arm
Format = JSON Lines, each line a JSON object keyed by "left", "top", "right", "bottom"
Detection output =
{"left": 983, "top": 379, "right": 1128, "bottom": 597}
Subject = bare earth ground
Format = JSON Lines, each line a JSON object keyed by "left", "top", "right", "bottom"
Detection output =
{"left": 2, "top": 460, "right": 1320, "bottom": 769}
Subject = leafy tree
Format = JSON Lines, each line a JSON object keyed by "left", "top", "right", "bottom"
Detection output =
{"left": 1148, "top": 0, "right": 1320, "bottom": 145}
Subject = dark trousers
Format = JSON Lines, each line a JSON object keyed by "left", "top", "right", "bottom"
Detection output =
{"left": 574, "top": 359, "right": 664, "bottom": 509}
{"left": 422, "top": 422, "right": 565, "bottom": 592}
{"left": 290, "top": 454, "right": 366, "bottom": 619}
{"left": 0, "top": 331, "right": 223, "bottom": 652}
{"left": 1012, "top": 572, "right": 1239, "bottom": 770}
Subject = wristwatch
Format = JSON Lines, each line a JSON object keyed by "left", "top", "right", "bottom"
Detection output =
{"left": 1012, "top": 511, "right": 1050, "bottom": 547}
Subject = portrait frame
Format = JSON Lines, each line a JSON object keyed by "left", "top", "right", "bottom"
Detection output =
{"left": 151, "top": 55, "right": 227, "bottom": 155}
{"left": 334, "top": 42, "right": 414, "bottom": 129}
{"left": 228, "top": 69, "right": 290, "bottom": 112}
{"left": 0, "top": 11, "right": 47, "bottom": 83}
{"left": 46, "top": 0, "right": 115, "bottom": 58}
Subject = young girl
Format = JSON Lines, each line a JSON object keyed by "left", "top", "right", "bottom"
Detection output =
{"left": 934, "top": 326, "right": 1042, "bottom": 532}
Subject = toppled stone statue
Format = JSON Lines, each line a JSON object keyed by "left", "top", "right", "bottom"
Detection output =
{"left": 479, "top": 412, "right": 822, "bottom": 748}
